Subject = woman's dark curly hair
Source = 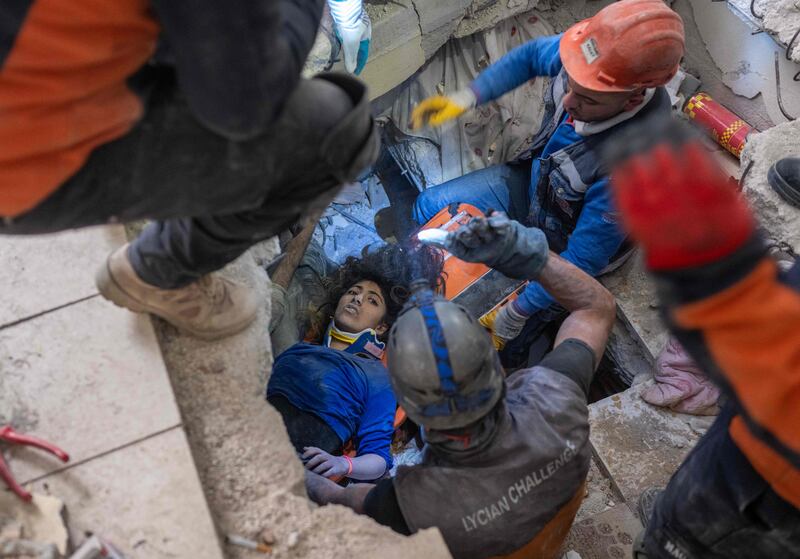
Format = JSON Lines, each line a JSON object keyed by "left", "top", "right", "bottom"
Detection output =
{"left": 308, "top": 243, "right": 446, "bottom": 342}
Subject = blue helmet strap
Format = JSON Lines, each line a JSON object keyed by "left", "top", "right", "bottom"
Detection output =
{"left": 414, "top": 290, "right": 457, "bottom": 395}
{"left": 411, "top": 289, "right": 496, "bottom": 418}
{"left": 411, "top": 289, "right": 493, "bottom": 417}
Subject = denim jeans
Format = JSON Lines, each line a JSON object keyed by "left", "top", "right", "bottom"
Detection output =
{"left": 0, "top": 70, "right": 379, "bottom": 289}
{"left": 412, "top": 162, "right": 532, "bottom": 225}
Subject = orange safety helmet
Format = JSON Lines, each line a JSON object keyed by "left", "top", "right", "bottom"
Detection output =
{"left": 560, "top": 0, "right": 685, "bottom": 93}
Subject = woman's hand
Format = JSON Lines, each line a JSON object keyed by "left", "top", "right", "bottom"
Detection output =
{"left": 302, "top": 447, "right": 351, "bottom": 479}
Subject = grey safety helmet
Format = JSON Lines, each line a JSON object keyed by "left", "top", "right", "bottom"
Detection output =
{"left": 387, "top": 287, "right": 505, "bottom": 431}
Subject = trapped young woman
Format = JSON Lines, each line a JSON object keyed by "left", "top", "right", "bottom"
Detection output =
{"left": 267, "top": 243, "right": 444, "bottom": 481}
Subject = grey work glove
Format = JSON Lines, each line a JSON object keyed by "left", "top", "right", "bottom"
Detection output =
{"left": 493, "top": 302, "right": 529, "bottom": 342}
{"left": 445, "top": 213, "right": 549, "bottom": 280}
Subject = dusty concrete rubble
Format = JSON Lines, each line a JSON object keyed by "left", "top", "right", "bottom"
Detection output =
{"left": 741, "top": 119, "right": 800, "bottom": 252}
{"left": 683, "top": 0, "right": 800, "bottom": 127}
{"left": 749, "top": 0, "right": 800, "bottom": 62}
{"left": 0, "top": 493, "right": 68, "bottom": 556}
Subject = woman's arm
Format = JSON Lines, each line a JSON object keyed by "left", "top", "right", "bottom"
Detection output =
{"left": 302, "top": 447, "right": 387, "bottom": 480}
{"left": 305, "top": 471, "right": 375, "bottom": 513}
{"left": 349, "top": 453, "right": 388, "bottom": 480}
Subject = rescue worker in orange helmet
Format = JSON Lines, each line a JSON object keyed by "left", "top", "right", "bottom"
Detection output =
{"left": 608, "top": 125, "right": 800, "bottom": 558}
{"left": 305, "top": 212, "right": 618, "bottom": 559}
{"left": 411, "top": 0, "right": 684, "bottom": 368}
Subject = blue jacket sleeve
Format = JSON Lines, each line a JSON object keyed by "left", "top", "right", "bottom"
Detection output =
{"left": 354, "top": 383, "right": 396, "bottom": 470}
{"left": 515, "top": 179, "right": 626, "bottom": 315}
{"left": 470, "top": 34, "right": 563, "bottom": 105}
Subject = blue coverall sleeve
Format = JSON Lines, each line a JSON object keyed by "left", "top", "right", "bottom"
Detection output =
{"left": 354, "top": 385, "right": 396, "bottom": 470}
{"left": 514, "top": 179, "right": 626, "bottom": 315}
{"left": 470, "top": 33, "right": 564, "bottom": 104}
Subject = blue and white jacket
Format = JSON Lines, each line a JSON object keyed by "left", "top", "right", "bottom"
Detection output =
{"left": 470, "top": 34, "right": 671, "bottom": 316}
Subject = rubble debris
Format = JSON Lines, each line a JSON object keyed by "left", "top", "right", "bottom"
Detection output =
{"left": 588, "top": 385, "right": 702, "bottom": 505}
{"left": 0, "top": 539, "right": 58, "bottom": 559}
{"left": 685, "top": 0, "right": 800, "bottom": 126}
{"left": 752, "top": 0, "right": 800, "bottom": 62}
{"left": 600, "top": 254, "right": 669, "bottom": 359}
{"left": 563, "top": 504, "right": 642, "bottom": 559}
{"left": 574, "top": 460, "right": 619, "bottom": 523}
{"left": 741, "top": 119, "right": 800, "bottom": 252}
{"left": 0, "top": 493, "right": 69, "bottom": 556}
{"left": 453, "top": 0, "right": 541, "bottom": 39}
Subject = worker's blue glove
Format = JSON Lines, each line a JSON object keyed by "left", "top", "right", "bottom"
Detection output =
{"left": 445, "top": 212, "right": 549, "bottom": 280}
{"left": 329, "top": 0, "right": 372, "bottom": 75}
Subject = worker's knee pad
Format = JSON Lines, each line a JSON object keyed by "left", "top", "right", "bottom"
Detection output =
{"left": 311, "top": 72, "right": 380, "bottom": 184}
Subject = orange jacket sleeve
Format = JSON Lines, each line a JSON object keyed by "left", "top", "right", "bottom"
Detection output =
{"left": 661, "top": 247, "right": 800, "bottom": 508}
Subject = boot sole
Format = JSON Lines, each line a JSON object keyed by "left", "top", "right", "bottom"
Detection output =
{"left": 96, "top": 260, "right": 257, "bottom": 342}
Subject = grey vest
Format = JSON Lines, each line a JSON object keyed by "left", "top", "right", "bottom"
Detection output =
{"left": 515, "top": 69, "right": 672, "bottom": 253}
{"left": 394, "top": 367, "right": 591, "bottom": 559}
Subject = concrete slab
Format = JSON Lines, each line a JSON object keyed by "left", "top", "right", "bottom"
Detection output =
{"left": 24, "top": 428, "right": 224, "bottom": 559}
{"left": 412, "top": 0, "right": 471, "bottom": 58}
{"left": 741, "top": 119, "right": 800, "bottom": 252}
{"left": 564, "top": 503, "right": 642, "bottom": 559}
{"left": 588, "top": 385, "right": 704, "bottom": 506}
{"left": 361, "top": 32, "right": 427, "bottom": 99}
{"left": 0, "top": 226, "right": 125, "bottom": 328}
{"left": 0, "top": 297, "right": 181, "bottom": 484}
{"left": 670, "top": 0, "right": 774, "bottom": 132}
{"left": 366, "top": 0, "right": 422, "bottom": 57}
{"left": 601, "top": 253, "right": 668, "bottom": 359}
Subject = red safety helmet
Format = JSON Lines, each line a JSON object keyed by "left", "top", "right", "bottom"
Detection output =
{"left": 560, "top": 0, "right": 685, "bottom": 92}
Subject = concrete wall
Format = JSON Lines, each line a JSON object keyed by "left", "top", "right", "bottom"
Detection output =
{"left": 305, "top": 0, "right": 544, "bottom": 98}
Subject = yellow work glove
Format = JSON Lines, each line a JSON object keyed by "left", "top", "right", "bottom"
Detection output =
{"left": 479, "top": 307, "right": 508, "bottom": 351}
{"left": 479, "top": 301, "right": 529, "bottom": 351}
{"left": 411, "top": 88, "right": 477, "bottom": 130}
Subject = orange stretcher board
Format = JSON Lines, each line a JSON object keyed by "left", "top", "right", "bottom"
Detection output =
{"left": 418, "top": 203, "right": 527, "bottom": 320}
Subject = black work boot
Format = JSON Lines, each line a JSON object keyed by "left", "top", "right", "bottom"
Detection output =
{"left": 768, "top": 157, "right": 800, "bottom": 208}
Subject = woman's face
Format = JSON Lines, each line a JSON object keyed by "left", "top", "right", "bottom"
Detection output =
{"left": 333, "top": 280, "right": 388, "bottom": 335}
